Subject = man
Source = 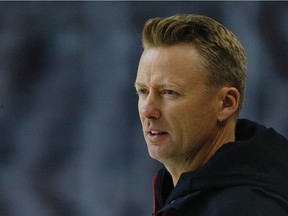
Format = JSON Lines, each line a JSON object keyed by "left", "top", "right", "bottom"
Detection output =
{"left": 135, "top": 14, "right": 288, "bottom": 216}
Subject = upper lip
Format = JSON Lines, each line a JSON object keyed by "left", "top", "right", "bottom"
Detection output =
{"left": 145, "top": 128, "right": 167, "bottom": 134}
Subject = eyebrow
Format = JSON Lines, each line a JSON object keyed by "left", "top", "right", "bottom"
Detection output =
{"left": 134, "top": 81, "right": 183, "bottom": 89}
{"left": 134, "top": 82, "right": 142, "bottom": 88}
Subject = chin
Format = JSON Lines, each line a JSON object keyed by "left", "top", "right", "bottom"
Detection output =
{"left": 148, "top": 148, "right": 163, "bottom": 160}
{"left": 148, "top": 147, "right": 172, "bottom": 162}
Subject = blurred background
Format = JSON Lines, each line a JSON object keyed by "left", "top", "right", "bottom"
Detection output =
{"left": 0, "top": 1, "right": 287, "bottom": 216}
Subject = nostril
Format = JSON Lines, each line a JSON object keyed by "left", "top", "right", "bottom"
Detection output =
{"left": 141, "top": 107, "right": 161, "bottom": 119}
{"left": 139, "top": 95, "right": 161, "bottom": 119}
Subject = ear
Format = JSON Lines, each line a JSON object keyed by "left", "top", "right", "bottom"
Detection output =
{"left": 217, "top": 87, "right": 240, "bottom": 122}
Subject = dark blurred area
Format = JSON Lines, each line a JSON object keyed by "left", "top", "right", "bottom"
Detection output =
{"left": 0, "top": 2, "right": 287, "bottom": 216}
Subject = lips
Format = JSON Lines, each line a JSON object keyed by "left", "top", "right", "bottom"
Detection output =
{"left": 146, "top": 128, "right": 167, "bottom": 135}
{"left": 150, "top": 130, "right": 166, "bottom": 135}
{"left": 146, "top": 129, "right": 168, "bottom": 143}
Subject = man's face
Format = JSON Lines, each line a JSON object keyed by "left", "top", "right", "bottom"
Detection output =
{"left": 135, "top": 44, "right": 221, "bottom": 165}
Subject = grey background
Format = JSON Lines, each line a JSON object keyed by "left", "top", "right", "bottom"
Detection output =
{"left": 0, "top": 2, "right": 287, "bottom": 216}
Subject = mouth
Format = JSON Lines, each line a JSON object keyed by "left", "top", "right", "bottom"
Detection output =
{"left": 149, "top": 130, "right": 167, "bottom": 135}
{"left": 146, "top": 130, "right": 168, "bottom": 143}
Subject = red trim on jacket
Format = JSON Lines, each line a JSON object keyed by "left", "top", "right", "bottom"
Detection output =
{"left": 153, "top": 173, "right": 158, "bottom": 216}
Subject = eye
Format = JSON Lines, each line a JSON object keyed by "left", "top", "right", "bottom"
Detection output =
{"left": 162, "top": 90, "right": 176, "bottom": 95}
{"left": 136, "top": 88, "right": 149, "bottom": 96}
{"left": 161, "top": 89, "right": 179, "bottom": 98}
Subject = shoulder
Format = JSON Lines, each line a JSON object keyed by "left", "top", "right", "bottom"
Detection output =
{"left": 176, "top": 186, "right": 288, "bottom": 216}
{"left": 204, "top": 186, "right": 288, "bottom": 216}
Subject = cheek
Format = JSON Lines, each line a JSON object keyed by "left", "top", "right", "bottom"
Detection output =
{"left": 138, "top": 100, "right": 141, "bottom": 114}
{"left": 170, "top": 102, "right": 199, "bottom": 122}
{"left": 139, "top": 115, "right": 145, "bottom": 126}
{"left": 171, "top": 103, "right": 212, "bottom": 136}
{"left": 167, "top": 105, "right": 196, "bottom": 136}
{"left": 138, "top": 102, "right": 144, "bottom": 120}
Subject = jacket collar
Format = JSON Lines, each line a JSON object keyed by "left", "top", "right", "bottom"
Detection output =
{"left": 153, "top": 119, "right": 288, "bottom": 214}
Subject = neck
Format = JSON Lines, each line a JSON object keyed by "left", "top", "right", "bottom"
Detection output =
{"left": 165, "top": 120, "right": 236, "bottom": 186}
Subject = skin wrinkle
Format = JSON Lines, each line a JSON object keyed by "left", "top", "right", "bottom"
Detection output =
{"left": 136, "top": 44, "right": 238, "bottom": 186}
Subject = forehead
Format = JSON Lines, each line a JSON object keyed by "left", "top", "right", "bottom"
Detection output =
{"left": 136, "top": 44, "right": 205, "bottom": 88}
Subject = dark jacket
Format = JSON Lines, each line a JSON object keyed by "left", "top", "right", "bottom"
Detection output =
{"left": 153, "top": 119, "right": 288, "bottom": 216}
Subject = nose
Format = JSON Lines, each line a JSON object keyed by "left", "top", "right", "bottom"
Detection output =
{"left": 139, "top": 93, "right": 161, "bottom": 120}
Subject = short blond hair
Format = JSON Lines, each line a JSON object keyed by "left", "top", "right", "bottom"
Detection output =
{"left": 142, "top": 14, "right": 247, "bottom": 117}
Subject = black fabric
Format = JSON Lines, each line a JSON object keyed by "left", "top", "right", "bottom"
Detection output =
{"left": 153, "top": 119, "right": 288, "bottom": 216}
